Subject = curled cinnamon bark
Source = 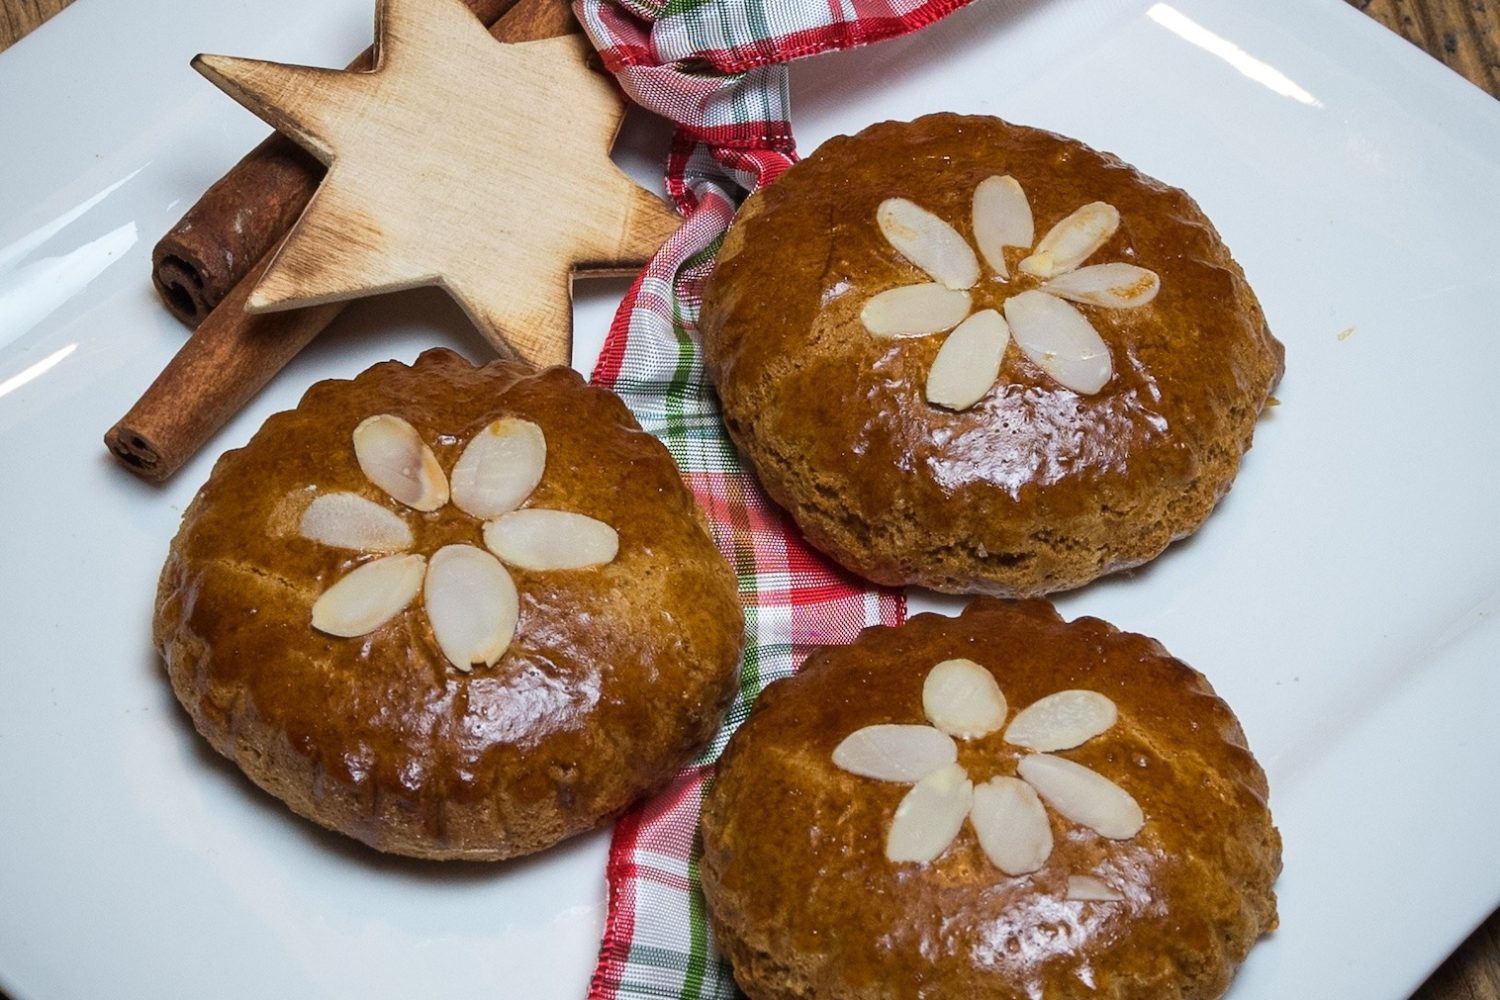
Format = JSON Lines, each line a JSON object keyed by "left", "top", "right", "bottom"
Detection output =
{"left": 151, "top": 140, "right": 321, "bottom": 327}
{"left": 108, "top": 254, "right": 345, "bottom": 481}
{"left": 150, "top": 0, "right": 524, "bottom": 327}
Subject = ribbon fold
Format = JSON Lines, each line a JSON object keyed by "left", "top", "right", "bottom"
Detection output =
{"left": 576, "top": 0, "right": 972, "bottom": 993}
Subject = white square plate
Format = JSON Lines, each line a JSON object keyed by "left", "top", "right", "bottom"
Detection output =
{"left": 2, "top": 0, "right": 1498, "bottom": 997}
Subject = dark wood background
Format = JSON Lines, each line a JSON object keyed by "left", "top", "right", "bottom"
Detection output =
{"left": 0, "top": 0, "right": 1496, "bottom": 998}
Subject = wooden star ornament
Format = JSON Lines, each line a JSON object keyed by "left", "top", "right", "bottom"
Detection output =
{"left": 193, "top": 0, "right": 679, "bottom": 367}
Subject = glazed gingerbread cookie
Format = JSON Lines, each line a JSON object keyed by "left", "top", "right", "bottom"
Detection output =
{"left": 701, "top": 598, "right": 1279, "bottom": 1000}
{"left": 155, "top": 349, "right": 742, "bottom": 860}
{"left": 700, "top": 114, "right": 1284, "bottom": 597}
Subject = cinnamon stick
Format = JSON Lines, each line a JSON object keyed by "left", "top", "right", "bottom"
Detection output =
{"left": 110, "top": 0, "right": 583, "bottom": 482}
{"left": 151, "top": 0, "right": 524, "bottom": 328}
{"left": 106, "top": 256, "right": 343, "bottom": 480}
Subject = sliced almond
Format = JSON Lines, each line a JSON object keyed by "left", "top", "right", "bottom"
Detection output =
{"left": 447, "top": 416, "right": 549, "bottom": 521}
{"left": 298, "top": 492, "right": 413, "bottom": 552}
{"left": 423, "top": 544, "right": 519, "bottom": 671}
{"left": 1043, "top": 263, "right": 1160, "bottom": 308}
{"left": 832, "top": 724, "right": 957, "bottom": 782}
{"left": 1016, "top": 754, "right": 1144, "bottom": 840}
{"left": 483, "top": 508, "right": 618, "bottom": 570}
{"left": 449, "top": 417, "right": 546, "bottom": 519}
{"left": 1019, "top": 202, "right": 1120, "bottom": 279}
{"left": 922, "top": 658, "right": 1006, "bottom": 739}
{"left": 970, "top": 776, "right": 1053, "bottom": 875}
{"left": 886, "top": 763, "right": 973, "bottom": 864}
{"left": 926, "top": 309, "right": 1010, "bottom": 411}
{"left": 352, "top": 414, "right": 448, "bottom": 512}
{"left": 972, "top": 175, "right": 1034, "bottom": 278}
{"left": 1003, "top": 289, "right": 1113, "bottom": 395}
{"left": 860, "top": 284, "right": 971, "bottom": 338}
{"left": 1066, "top": 874, "right": 1124, "bottom": 901}
{"left": 1005, "top": 690, "right": 1118, "bottom": 752}
{"left": 310, "top": 553, "right": 425, "bottom": 638}
{"left": 876, "top": 198, "right": 980, "bottom": 291}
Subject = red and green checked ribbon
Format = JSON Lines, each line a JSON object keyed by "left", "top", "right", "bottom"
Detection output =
{"left": 577, "top": 0, "right": 973, "bottom": 995}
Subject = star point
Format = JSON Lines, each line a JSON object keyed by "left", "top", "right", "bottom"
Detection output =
{"left": 193, "top": 54, "right": 375, "bottom": 165}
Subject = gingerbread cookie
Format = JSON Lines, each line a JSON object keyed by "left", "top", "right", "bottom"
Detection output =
{"left": 700, "top": 114, "right": 1284, "bottom": 596}
{"left": 155, "top": 349, "right": 742, "bottom": 860}
{"left": 701, "top": 598, "right": 1279, "bottom": 999}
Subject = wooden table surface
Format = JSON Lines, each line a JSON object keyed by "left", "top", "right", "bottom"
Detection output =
{"left": 1, "top": 0, "right": 1497, "bottom": 998}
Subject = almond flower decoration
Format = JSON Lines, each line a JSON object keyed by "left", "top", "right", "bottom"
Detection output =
{"left": 832, "top": 659, "right": 1144, "bottom": 898}
{"left": 859, "top": 177, "right": 1161, "bottom": 409}
{"left": 296, "top": 413, "right": 618, "bottom": 671}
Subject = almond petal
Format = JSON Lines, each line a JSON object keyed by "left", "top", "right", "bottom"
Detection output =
{"left": 926, "top": 309, "right": 1010, "bottom": 411}
{"left": 1016, "top": 754, "right": 1144, "bottom": 840}
{"left": 1003, "top": 290, "right": 1113, "bottom": 394}
{"left": 970, "top": 776, "right": 1054, "bottom": 875}
{"left": 1005, "top": 690, "right": 1119, "bottom": 752}
{"left": 483, "top": 509, "right": 618, "bottom": 570}
{"left": 860, "top": 284, "right": 972, "bottom": 338}
{"left": 886, "top": 763, "right": 973, "bottom": 864}
{"left": 298, "top": 492, "right": 413, "bottom": 552}
{"left": 972, "top": 175, "right": 1034, "bottom": 279}
{"left": 352, "top": 414, "right": 448, "bottom": 512}
{"left": 310, "top": 553, "right": 425, "bottom": 638}
{"left": 1043, "top": 263, "right": 1160, "bottom": 308}
{"left": 831, "top": 724, "right": 958, "bottom": 782}
{"left": 423, "top": 544, "right": 518, "bottom": 672}
{"left": 1066, "top": 874, "right": 1124, "bottom": 901}
{"left": 1019, "top": 202, "right": 1120, "bottom": 279}
{"left": 877, "top": 197, "right": 980, "bottom": 290}
{"left": 922, "top": 658, "right": 1006, "bottom": 739}
{"left": 449, "top": 417, "right": 546, "bottom": 519}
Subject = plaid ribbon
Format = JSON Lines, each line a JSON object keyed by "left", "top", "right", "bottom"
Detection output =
{"left": 576, "top": 0, "right": 972, "bottom": 995}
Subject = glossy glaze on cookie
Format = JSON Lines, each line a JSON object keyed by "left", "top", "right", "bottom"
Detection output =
{"left": 154, "top": 349, "right": 742, "bottom": 859}
{"left": 701, "top": 599, "right": 1280, "bottom": 1000}
{"left": 701, "top": 115, "right": 1284, "bottom": 596}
